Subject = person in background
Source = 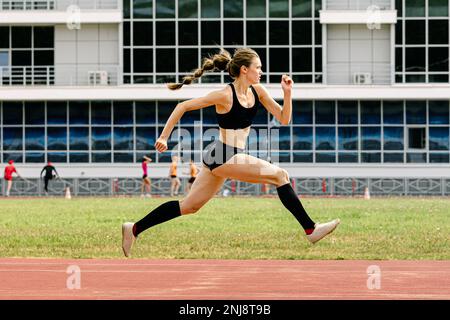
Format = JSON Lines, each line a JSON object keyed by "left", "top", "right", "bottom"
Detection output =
{"left": 40, "top": 161, "right": 60, "bottom": 195}
{"left": 169, "top": 155, "right": 181, "bottom": 197}
{"left": 141, "top": 156, "right": 153, "bottom": 198}
{"left": 4, "top": 160, "right": 21, "bottom": 197}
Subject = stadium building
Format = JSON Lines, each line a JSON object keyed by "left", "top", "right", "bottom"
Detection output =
{"left": 0, "top": 0, "right": 449, "bottom": 196}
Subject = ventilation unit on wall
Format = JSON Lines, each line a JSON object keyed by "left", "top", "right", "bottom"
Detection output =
{"left": 352, "top": 73, "right": 372, "bottom": 85}
{"left": 88, "top": 71, "right": 109, "bottom": 85}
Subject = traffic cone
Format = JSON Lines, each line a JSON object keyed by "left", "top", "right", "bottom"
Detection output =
{"left": 364, "top": 187, "right": 370, "bottom": 200}
{"left": 65, "top": 187, "right": 72, "bottom": 199}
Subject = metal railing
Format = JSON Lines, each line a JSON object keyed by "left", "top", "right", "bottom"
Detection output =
{"left": 1, "top": 64, "right": 119, "bottom": 86}
{"left": 0, "top": 0, "right": 118, "bottom": 10}
{"left": 325, "top": 0, "right": 392, "bottom": 10}
{"left": 2, "top": 177, "right": 450, "bottom": 197}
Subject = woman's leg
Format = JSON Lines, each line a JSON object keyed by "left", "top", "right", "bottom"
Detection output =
{"left": 6, "top": 180, "right": 12, "bottom": 196}
{"left": 212, "top": 154, "right": 340, "bottom": 242}
{"left": 122, "top": 167, "right": 225, "bottom": 256}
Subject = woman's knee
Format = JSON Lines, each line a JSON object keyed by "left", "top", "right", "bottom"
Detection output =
{"left": 179, "top": 199, "right": 203, "bottom": 215}
{"left": 274, "top": 168, "right": 290, "bottom": 186}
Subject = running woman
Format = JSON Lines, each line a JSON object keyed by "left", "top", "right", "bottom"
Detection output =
{"left": 122, "top": 48, "right": 340, "bottom": 257}
{"left": 4, "top": 160, "right": 21, "bottom": 197}
{"left": 169, "top": 155, "right": 181, "bottom": 197}
{"left": 40, "top": 162, "right": 60, "bottom": 194}
{"left": 141, "top": 156, "right": 152, "bottom": 198}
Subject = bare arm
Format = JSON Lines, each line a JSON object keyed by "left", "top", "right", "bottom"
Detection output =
{"left": 254, "top": 75, "right": 293, "bottom": 125}
{"left": 155, "top": 90, "right": 228, "bottom": 153}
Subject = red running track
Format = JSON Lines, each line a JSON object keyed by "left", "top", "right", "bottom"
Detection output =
{"left": 0, "top": 259, "right": 449, "bottom": 300}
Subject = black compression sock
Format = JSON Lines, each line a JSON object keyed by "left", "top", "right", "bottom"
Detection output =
{"left": 133, "top": 200, "right": 181, "bottom": 236}
{"left": 276, "top": 183, "right": 316, "bottom": 232}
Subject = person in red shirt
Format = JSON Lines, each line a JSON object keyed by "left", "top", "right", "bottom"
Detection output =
{"left": 4, "top": 160, "right": 21, "bottom": 197}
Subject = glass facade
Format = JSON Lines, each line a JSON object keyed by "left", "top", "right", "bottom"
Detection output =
{"left": 395, "top": 0, "right": 450, "bottom": 83}
{"left": 123, "top": 0, "right": 323, "bottom": 84}
{"left": 1, "top": 99, "right": 449, "bottom": 164}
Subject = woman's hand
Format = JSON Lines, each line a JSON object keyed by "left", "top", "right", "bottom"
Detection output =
{"left": 281, "top": 74, "right": 293, "bottom": 92}
{"left": 155, "top": 137, "right": 168, "bottom": 153}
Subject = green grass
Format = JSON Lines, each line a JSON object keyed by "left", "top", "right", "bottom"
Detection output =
{"left": 0, "top": 197, "right": 449, "bottom": 260}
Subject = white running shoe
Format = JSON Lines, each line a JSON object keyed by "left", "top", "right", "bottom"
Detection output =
{"left": 122, "top": 222, "right": 136, "bottom": 257}
{"left": 306, "top": 219, "right": 340, "bottom": 244}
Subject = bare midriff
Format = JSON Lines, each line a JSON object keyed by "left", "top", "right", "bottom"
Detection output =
{"left": 219, "top": 127, "right": 250, "bottom": 150}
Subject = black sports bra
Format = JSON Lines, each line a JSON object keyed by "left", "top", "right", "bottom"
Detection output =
{"left": 216, "top": 83, "right": 260, "bottom": 129}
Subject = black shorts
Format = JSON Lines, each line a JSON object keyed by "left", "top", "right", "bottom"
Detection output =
{"left": 142, "top": 174, "right": 148, "bottom": 179}
{"left": 202, "top": 140, "right": 244, "bottom": 171}
{"left": 170, "top": 175, "right": 177, "bottom": 179}
{"left": 188, "top": 177, "right": 196, "bottom": 184}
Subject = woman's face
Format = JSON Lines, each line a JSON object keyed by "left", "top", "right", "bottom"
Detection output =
{"left": 243, "top": 57, "right": 263, "bottom": 84}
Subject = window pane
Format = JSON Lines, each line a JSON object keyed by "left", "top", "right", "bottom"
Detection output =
{"left": 247, "top": 0, "right": 266, "bottom": 17}
{"left": 270, "top": 0, "right": 289, "bottom": 17}
{"left": 25, "top": 102, "right": 45, "bottom": 125}
{"left": 25, "top": 128, "right": 45, "bottom": 150}
{"left": 405, "top": 0, "right": 425, "bottom": 17}
{"left": 70, "top": 152, "right": 89, "bottom": 163}
{"left": 362, "top": 127, "right": 381, "bottom": 150}
{"left": 429, "top": 127, "right": 449, "bottom": 150}
{"left": 155, "top": 49, "right": 175, "bottom": 72}
{"left": 429, "top": 101, "right": 449, "bottom": 124}
{"left": 338, "top": 153, "right": 358, "bottom": 163}
{"left": 292, "top": 0, "right": 312, "bottom": 17}
{"left": 179, "top": 22, "right": 198, "bottom": 46}
{"left": 247, "top": 21, "right": 266, "bottom": 45}
{"left": 133, "top": 22, "right": 152, "bottom": 46}
{"left": 133, "top": 49, "right": 153, "bottom": 72}
{"left": 406, "top": 101, "right": 426, "bottom": 124}
{"left": 384, "top": 127, "right": 404, "bottom": 150}
{"left": 201, "top": 0, "right": 220, "bottom": 18}
{"left": 136, "top": 127, "right": 156, "bottom": 150}
{"left": 0, "top": 51, "right": 8, "bottom": 66}
{"left": 315, "top": 101, "right": 335, "bottom": 124}
{"left": 133, "top": 0, "right": 152, "bottom": 18}
{"left": 338, "top": 127, "right": 358, "bottom": 150}
{"left": 92, "top": 127, "right": 111, "bottom": 150}
{"left": 224, "top": 21, "right": 243, "bottom": 45}
{"left": 316, "top": 152, "right": 335, "bottom": 163}
{"left": 158, "top": 101, "right": 177, "bottom": 123}
{"left": 384, "top": 153, "right": 404, "bottom": 163}
{"left": 180, "top": 109, "right": 200, "bottom": 125}
{"left": 47, "top": 101, "right": 67, "bottom": 125}
{"left": 3, "top": 153, "right": 23, "bottom": 163}
{"left": 405, "top": 20, "right": 425, "bottom": 44}
{"left": 430, "top": 153, "right": 449, "bottom": 163}
{"left": 179, "top": 48, "right": 199, "bottom": 73}
{"left": 179, "top": 0, "right": 198, "bottom": 18}
{"left": 47, "top": 152, "right": 67, "bottom": 163}
{"left": 11, "top": 50, "right": 31, "bottom": 66}
{"left": 202, "top": 107, "right": 217, "bottom": 125}
{"left": 47, "top": 127, "right": 67, "bottom": 150}
{"left": 33, "top": 27, "right": 53, "bottom": 48}
{"left": 224, "top": 0, "right": 243, "bottom": 18}
{"left": 114, "top": 127, "right": 133, "bottom": 150}
{"left": 271, "top": 127, "right": 290, "bottom": 150}
{"left": 361, "top": 101, "right": 381, "bottom": 124}
{"left": 429, "top": 20, "right": 449, "bottom": 44}
{"left": 269, "top": 48, "right": 289, "bottom": 72}
{"left": 113, "top": 101, "right": 133, "bottom": 125}
{"left": 91, "top": 101, "right": 111, "bottom": 125}
{"left": 3, "top": 102, "right": 23, "bottom": 125}
{"left": 3, "top": 128, "right": 23, "bottom": 150}
{"left": 293, "top": 127, "right": 312, "bottom": 150}
{"left": 0, "top": 27, "right": 9, "bottom": 48}
{"left": 292, "top": 48, "right": 312, "bottom": 72}
{"left": 293, "top": 152, "right": 313, "bottom": 162}
{"left": 155, "top": 0, "right": 175, "bottom": 18}
{"left": 396, "top": 22, "right": 402, "bottom": 45}
{"left": 69, "top": 101, "right": 89, "bottom": 125}
{"left": 316, "top": 127, "right": 335, "bottom": 150}
{"left": 156, "top": 21, "right": 175, "bottom": 45}
{"left": 69, "top": 127, "right": 89, "bottom": 150}
{"left": 338, "top": 101, "right": 358, "bottom": 124}
{"left": 92, "top": 152, "right": 111, "bottom": 163}
{"left": 269, "top": 21, "right": 289, "bottom": 45}
{"left": 26, "top": 152, "right": 45, "bottom": 163}
{"left": 429, "top": 0, "right": 448, "bottom": 16}
{"left": 292, "top": 100, "right": 312, "bottom": 124}
{"left": 114, "top": 153, "right": 134, "bottom": 163}
{"left": 135, "top": 101, "right": 156, "bottom": 125}
{"left": 362, "top": 152, "right": 381, "bottom": 163}
{"left": 429, "top": 47, "right": 449, "bottom": 72}
{"left": 395, "top": 47, "right": 403, "bottom": 72}
{"left": 11, "top": 27, "right": 31, "bottom": 48}
{"left": 407, "top": 153, "right": 426, "bottom": 163}
{"left": 383, "top": 101, "right": 404, "bottom": 124}
{"left": 292, "top": 21, "right": 312, "bottom": 45}
{"left": 201, "top": 21, "right": 221, "bottom": 45}
{"left": 34, "top": 50, "right": 54, "bottom": 66}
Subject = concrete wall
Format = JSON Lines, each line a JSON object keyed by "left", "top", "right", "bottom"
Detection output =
{"left": 54, "top": 23, "right": 119, "bottom": 85}
{"left": 327, "top": 24, "right": 391, "bottom": 85}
